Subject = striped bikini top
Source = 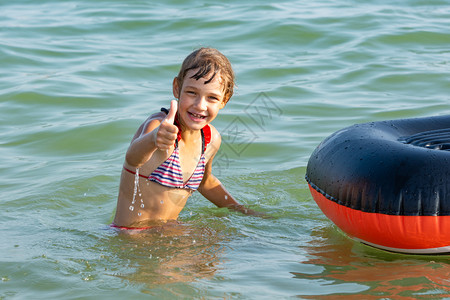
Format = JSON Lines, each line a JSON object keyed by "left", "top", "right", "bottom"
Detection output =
{"left": 148, "top": 124, "right": 211, "bottom": 190}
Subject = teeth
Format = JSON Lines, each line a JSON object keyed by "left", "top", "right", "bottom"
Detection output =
{"left": 191, "top": 112, "right": 205, "bottom": 118}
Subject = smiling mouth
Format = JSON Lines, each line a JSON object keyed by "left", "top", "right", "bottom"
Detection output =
{"left": 189, "top": 112, "right": 207, "bottom": 120}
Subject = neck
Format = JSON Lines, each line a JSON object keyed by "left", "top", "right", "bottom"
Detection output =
{"left": 180, "top": 128, "right": 200, "bottom": 142}
{"left": 175, "top": 114, "right": 202, "bottom": 141}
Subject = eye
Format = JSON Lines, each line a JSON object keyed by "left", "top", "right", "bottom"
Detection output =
{"left": 208, "top": 95, "right": 221, "bottom": 102}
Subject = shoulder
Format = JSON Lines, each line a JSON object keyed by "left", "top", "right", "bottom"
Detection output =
{"left": 143, "top": 110, "right": 168, "bottom": 130}
{"left": 146, "top": 111, "right": 166, "bottom": 124}
{"left": 206, "top": 124, "right": 221, "bottom": 143}
{"left": 131, "top": 111, "right": 166, "bottom": 141}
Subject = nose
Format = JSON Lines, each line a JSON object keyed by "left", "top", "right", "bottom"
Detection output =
{"left": 194, "top": 95, "right": 208, "bottom": 111}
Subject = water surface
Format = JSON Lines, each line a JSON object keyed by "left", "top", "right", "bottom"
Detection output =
{"left": 1, "top": 0, "right": 450, "bottom": 298}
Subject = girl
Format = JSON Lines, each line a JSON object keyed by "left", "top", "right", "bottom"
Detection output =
{"left": 113, "top": 48, "right": 259, "bottom": 229}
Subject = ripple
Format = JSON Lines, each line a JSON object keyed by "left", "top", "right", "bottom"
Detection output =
{"left": 1, "top": 0, "right": 450, "bottom": 298}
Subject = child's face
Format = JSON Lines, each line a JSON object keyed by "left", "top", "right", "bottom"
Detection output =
{"left": 173, "top": 69, "right": 226, "bottom": 131}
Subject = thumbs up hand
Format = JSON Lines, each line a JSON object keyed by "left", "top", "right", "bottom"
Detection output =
{"left": 164, "top": 99, "right": 178, "bottom": 124}
{"left": 154, "top": 100, "right": 179, "bottom": 150}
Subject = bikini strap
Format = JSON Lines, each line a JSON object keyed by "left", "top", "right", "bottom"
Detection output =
{"left": 201, "top": 130, "right": 205, "bottom": 154}
{"left": 123, "top": 166, "right": 148, "bottom": 179}
{"left": 202, "top": 125, "right": 211, "bottom": 153}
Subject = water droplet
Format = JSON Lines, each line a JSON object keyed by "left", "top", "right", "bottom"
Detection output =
{"left": 129, "top": 206, "right": 134, "bottom": 211}
{"left": 160, "top": 200, "right": 164, "bottom": 204}
{"left": 138, "top": 193, "right": 142, "bottom": 197}
{"left": 138, "top": 212, "right": 142, "bottom": 216}
{"left": 140, "top": 204, "right": 145, "bottom": 208}
{"left": 224, "top": 195, "right": 228, "bottom": 200}
{"left": 132, "top": 168, "right": 140, "bottom": 206}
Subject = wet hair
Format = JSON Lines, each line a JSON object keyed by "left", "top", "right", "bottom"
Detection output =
{"left": 176, "top": 48, "right": 235, "bottom": 103}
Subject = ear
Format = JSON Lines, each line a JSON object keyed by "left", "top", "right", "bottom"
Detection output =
{"left": 172, "top": 77, "right": 180, "bottom": 99}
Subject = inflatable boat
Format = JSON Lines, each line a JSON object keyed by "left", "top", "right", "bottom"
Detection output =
{"left": 306, "top": 115, "right": 450, "bottom": 254}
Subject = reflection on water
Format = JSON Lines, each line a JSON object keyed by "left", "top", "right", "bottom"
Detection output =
{"left": 294, "top": 225, "right": 450, "bottom": 299}
{"left": 106, "top": 221, "right": 228, "bottom": 289}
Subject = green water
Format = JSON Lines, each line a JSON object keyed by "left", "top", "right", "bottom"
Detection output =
{"left": 1, "top": 0, "right": 450, "bottom": 299}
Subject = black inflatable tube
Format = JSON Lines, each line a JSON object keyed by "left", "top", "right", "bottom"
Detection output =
{"left": 306, "top": 115, "right": 450, "bottom": 217}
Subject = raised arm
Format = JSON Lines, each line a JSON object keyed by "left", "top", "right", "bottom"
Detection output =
{"left": 125, "top": 100, "right": 179, "bottom": 168}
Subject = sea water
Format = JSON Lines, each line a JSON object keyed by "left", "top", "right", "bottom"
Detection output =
{"left": 1, "top": 0, "right": 449, "bottom": 298}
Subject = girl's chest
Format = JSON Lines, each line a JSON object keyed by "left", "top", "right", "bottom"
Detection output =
{"left": 178, "top": 145, "right": 203, "bottom": 181}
